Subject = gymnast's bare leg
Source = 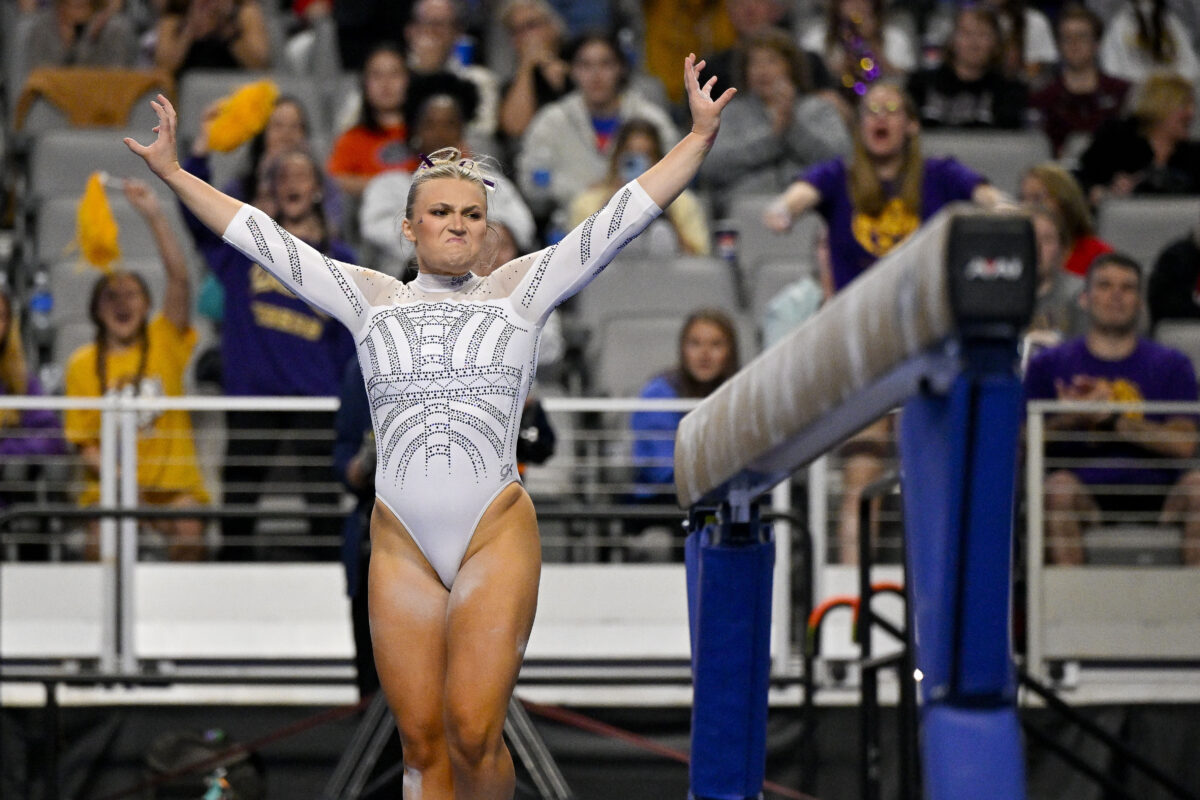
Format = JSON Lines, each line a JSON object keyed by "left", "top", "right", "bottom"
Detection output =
{"left": 368, "top": 483, "right": 540, "bottom": 799}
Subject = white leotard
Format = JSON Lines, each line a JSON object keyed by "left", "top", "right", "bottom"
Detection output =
{"left": 221, "top": 180, "right": 661, "bottom": 587}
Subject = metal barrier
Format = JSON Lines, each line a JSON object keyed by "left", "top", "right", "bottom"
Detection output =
{"left": 1025, "top": 399, "right": 1200, "bottom": 682}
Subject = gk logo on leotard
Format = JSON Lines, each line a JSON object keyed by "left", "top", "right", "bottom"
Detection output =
{"left": 501, "top": 463, "right": 514, "bottom": 479}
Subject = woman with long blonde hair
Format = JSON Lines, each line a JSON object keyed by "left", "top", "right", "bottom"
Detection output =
{"left": 764, "top": 80, "right": 1008, "bottom": 564}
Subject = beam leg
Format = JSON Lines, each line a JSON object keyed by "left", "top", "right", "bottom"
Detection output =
{"left": 686, "top": 514, "right": 774, "bottom": 800}
{"left": 898, "top": 357, "right": 1026, "bottom": 800}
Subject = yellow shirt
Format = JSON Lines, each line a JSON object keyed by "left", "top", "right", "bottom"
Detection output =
{"left": 65, "top": 314, "right": 210, "bottom": 505}
{"left": 642, "top": 0, "right": 736, "bottom": 106}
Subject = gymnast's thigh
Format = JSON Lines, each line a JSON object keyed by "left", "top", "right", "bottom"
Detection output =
{"left": 444, "top": 484, "right": 542, "bottom": 731}
{"left": 367, "top": 503, "right": 451, "bottom": 740}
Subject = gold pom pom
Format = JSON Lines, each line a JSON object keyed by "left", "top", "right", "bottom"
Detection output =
{"left": 207, "top": 80, "right": 280, "bottom": 153}
{"left": 77, "top": 172, "right": 120, "bottom": 271}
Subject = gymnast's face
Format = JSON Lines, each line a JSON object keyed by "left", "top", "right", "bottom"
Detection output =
{"left": 403, "top": 177, "right": 488, "bottom": 276}
{"left": 681, "top": 320, "right": 733, "bottom": 386}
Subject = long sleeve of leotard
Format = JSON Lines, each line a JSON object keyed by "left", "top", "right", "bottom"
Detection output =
{"left": 510, "top": 178, "right": 661, "bottom": 325}
{"left": 220, "top": 204, "right": 374, "bottom": 337}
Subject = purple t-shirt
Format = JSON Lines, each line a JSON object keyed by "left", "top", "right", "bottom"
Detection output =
{"left": 1024, "top": 337, "right": 1198, "bottom": 486}
{"left": 802, "top": 156, "right": 985, "bottom": 291}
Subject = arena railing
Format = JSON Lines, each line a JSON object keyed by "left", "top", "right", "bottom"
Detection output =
{"left": 0, "top": 394, "right": 807, "bottom": 703}
{"left": 1025, "top": 399, "right": 1200, "bottom": 687}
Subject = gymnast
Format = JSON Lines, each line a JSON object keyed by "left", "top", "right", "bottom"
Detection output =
{"left": 124, "top": 54, "right": 734, "bottom": 800}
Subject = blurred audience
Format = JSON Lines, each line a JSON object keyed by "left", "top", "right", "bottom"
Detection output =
{"left": 628, "top": 309, "right": 739, "bottom": 559}
{"left": 322, "top": 0, "right": 412, "bottom": 72}
{"left": 1020, "top": 162, "right": 1113, "bottom": 276}
{"left": 1027, "top": 203, "right": 1087, "bottom": 342}
{"left": 1077, "top": 72, "right": 1200, "bottom": 202}
{"left": 496, "top": 0, "right": 571, "bottom": 146}
{"left": 764, "top": 81, "right": 1006, "bottom": 562}
{"left": 25, "top": 0, "right": 138, "bottom": 71}
{"left": 187, "top": 93, "right": 342, "bottom": 228}
{"left": 704, "top": 0, "right": 833, "bottom": 96}
{"left": 181, "top": 149, "right": 355, "bottom": 561}
{"left": 570, "top": 118, "right": 711, "bottom": 256}
{"left": 764, "top": 82, "right": 1006, "bottom": 295}
{"left": 0, "top": 288, "right": 64, "bottom": 511}
{"left": 64, "top": 180, "right": 210, "bottom": 561}
{"left": 404, "top": 0, "right": 500, "bottom": 140}
{"left": 906, "top": 6, "right": 1029, "bottom": 129}
{"left": 153, "top": 0, "right": 271, "bottom": 77}
{"left": 1148, "top": 210, "right": 1200, "bottom": 331}
{"left": 983, "top": 0, "right": 1058, "bottom": 83}
{"left": 642, "top": 0, "right": 736, "bottom": 109}
{"left": 517, "top": 32, "right": 678, "bottom": 232}
{"left": 1025, "top": 252, "right": 1200, "bottom": 566}
{"left": 1099, "top": 0, "right": 1200, "bottom": 83}
{"left": 1029, "top": 3, "right": 1130, "bottom": 158}
{"left": 700, "top": 28, "right": 850, "bottom": 203}
{"left": 799, "top": 0, "right": 916, "bottom": 103}
{"left": 326, "top": 42, "right": 410, "bottom": 200}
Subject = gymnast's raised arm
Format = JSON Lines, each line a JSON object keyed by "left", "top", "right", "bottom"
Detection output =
{"left": 635, "top": 53, "right": 737, "bottom": 210}
{"left": 124, "top": 94, "right": 243, "bottom": 239}
{"left": 124, "top": 94, "right": 374, "bottom": 333}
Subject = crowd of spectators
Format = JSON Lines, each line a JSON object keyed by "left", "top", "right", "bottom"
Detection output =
{"left": 4, "top": 0, "right": 1200, "bottom": 566}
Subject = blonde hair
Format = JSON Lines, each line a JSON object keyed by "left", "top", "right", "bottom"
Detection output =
{"left": 1023, "top": 162, "right": 1095, "bottom": 240}
{"left": 849, "top": 82, "right": 923, "bottom": 217}
{"left": 404, "top": 146, "right": 497, "bottom": 221}
{"left": 0, "top": 290, "right": 28, "bottom": 429}
{"left": 405, "top": 147, "right": 508, "bottom": 270}
{"left": 1133, "top": 72, "right": 1195, "bottom": 130}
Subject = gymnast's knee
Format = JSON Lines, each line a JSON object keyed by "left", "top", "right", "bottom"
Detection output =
{"left": 396, "top": 717, "right": 449, "bottom": 770}
{"left": 444, "top": 705, "right": 505, "bottom": 767}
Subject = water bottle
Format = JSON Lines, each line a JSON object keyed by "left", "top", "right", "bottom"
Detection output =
{"left": 453, "top": 35, "right": 475, "bottom": 67}
{"left": 28, "top": 271, "right": 55, "bottom": 351}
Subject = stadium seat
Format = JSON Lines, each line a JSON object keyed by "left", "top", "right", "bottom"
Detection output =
{"left": 572, "top": 254, "right": 740, "bottom": 329}
{"left": 177, "top": 69, "right": 332, "bottom": 147}
{"left": 1155, "top": 320, "right": 1200, "bottom": 381}
{"left": 922, "top": 128, "right": 1053, "bottom": 196}
{"left": 34, "top": 196, "right": 198, "bottom": 273}
{"left": 725, "top": 193, "right": 823, "bottom": 275}
{"left": 1096, "top": 196, "right": 1200, "bottom": 276}
{"left": 590, "top": 310, "right": 758, "bottom": 397}
{"left": 28, "top": 128, "right": 155, "bottom": 202}
{"left": 751, "top": 259, "right": 816, "bottom": 322}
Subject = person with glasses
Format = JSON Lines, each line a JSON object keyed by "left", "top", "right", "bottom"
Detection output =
{"left": 763, "top": 80, "right": 1008, "bottom": 565}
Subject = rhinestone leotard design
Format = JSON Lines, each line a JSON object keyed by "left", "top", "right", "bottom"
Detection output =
{"left": 221, "top": 182, "right": 660, "bottom": 587}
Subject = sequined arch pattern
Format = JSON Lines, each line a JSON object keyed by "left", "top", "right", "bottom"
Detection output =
{"left": 363, "top": 303, "right": 527, "bottom": 486}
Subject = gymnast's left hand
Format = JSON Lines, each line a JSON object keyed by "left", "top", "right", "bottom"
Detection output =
{"left": 684, "top": 53, "right": 736, "bottom": 142}
{"left": 123, "top": 94, "right": 183, "bottom": 181}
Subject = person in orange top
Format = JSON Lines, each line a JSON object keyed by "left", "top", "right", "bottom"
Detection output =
{"left": 326, "top": 42, "right": 411, "bottom": 199}
{"left": 64, "top": 179, "right": 210, "bottom": 561}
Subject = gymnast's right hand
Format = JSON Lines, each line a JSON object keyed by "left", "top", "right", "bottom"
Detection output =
{"left": 123, "top": 94, "right": 182, "bottom": 181}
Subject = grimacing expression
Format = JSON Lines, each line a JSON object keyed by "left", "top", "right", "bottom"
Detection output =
{"left": 682, "top": 320, "right": 733, "bottom": 385}
{"left": 403, "top": 177, "right": 489, "bottom": 275}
